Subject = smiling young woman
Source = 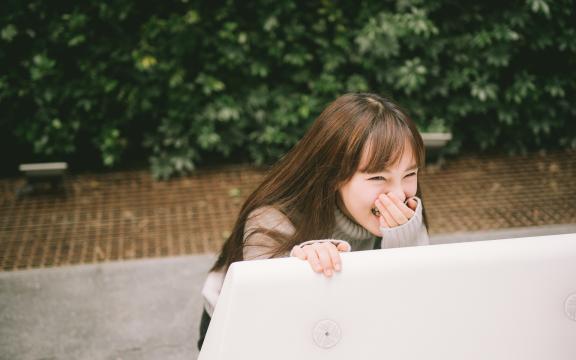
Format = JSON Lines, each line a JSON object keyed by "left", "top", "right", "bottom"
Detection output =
{"left": 197, "top": 92, "right": 429, "bottom": 350}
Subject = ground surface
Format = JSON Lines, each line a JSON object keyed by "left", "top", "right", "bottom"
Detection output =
{"left": 1, "top": 149, "right": 575, "bottom": 271}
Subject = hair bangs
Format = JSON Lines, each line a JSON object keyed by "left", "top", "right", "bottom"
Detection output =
{"left": 358, "top": 115, "right": 422, "bottom": 174}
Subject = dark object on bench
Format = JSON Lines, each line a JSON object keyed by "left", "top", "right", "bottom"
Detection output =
{"left": 17, "top": 162, "right": 68, "bottom": 197}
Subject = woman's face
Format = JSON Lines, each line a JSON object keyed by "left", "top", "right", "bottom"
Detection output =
{"left": 337, "top": 144, "right": 419, "bottom": 236}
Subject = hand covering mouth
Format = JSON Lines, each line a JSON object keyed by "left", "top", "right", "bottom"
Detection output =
{"left": 371, "top": 198, "right": 412, "bottom": 216}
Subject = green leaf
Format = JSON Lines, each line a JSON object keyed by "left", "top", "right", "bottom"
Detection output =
{"left": 1, "top": 24, "right": 18, "bottom": 41}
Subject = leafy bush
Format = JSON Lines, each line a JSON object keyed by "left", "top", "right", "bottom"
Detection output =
{"left": 1, "top": 0, "right": 575, "bottom": 178}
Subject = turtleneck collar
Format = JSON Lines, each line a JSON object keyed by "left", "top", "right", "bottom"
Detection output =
{"left": 333, "top": 205, "right": 378, "bottom": 242}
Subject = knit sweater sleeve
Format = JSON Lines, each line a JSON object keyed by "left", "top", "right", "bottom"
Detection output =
{"left": 242, "top": 206, "right": 295, "bottom": 260}
{"left": 244, "top": 207, "right": 353, "bottom": 258}
{"left": 379, "top": 196, "right": 430, "bottom": 248}
{"left": 201, "top": 207, "right": 294, "bottom": 317}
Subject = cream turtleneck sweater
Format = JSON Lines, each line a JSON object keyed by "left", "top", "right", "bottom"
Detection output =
{"left": 201, "top": 197, "right": 429, "bottom": 316}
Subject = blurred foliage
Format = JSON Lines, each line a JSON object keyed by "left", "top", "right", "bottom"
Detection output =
{"left": 1, "top": 0, "right": 575, "bottom": 178}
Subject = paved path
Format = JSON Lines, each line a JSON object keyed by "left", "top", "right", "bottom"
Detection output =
{"left": 1, "top": 149, "right": 575, "bottom": 271}
{"left": 0, "top": 254, "right": 215, "bottom": 360}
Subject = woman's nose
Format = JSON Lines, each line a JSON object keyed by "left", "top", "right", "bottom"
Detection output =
{"left": 388, "top": 189, "right": 406, "bottom": 203}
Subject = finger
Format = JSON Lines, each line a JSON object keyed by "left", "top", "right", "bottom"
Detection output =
{"left": 379, "top": 194, "right": 408, "bottom": 225}
{"left": 406, "top": 198, "right": 418, "bottom": 212}
{"left": 314, "top": 244, "right": 335, "bottom": 277}
{"left": 336, "top": 242, "right": 349, "bottom": 252}
{"left": 382, "top": 210, "right": 396, "bottom": 228}
{"left": 303, "top": 246, "right": 322, "bottom": 273}
{"left": 326, "top": 243, "right": 342, "bottom": 272}
{"left": 388, "top": 193, "right": 415, "bottom": 219}
{"left": 291, "top": 245, "right": 307, "bottom": 260}
{"left": 379, "top": 213, "right": 389, "bottom": 229}
{"left": 376, "top": 199, "right": 397, "bottom": 227}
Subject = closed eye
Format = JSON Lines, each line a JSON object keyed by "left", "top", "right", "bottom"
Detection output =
{"left": 404, "top": 172, "right": 417, "bottom": 178}
{"left": 368, "top": 176, "right": 387, "bottom": 181}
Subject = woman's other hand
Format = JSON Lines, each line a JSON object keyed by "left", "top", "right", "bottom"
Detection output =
{"left": 291, "top": 241, "right": 349, "bottom": 277}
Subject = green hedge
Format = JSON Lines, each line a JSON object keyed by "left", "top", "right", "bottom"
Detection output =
{"left": 1, "top": 0, "right": 575, "bottom": 178}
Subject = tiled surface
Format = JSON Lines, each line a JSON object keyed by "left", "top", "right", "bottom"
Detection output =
{"left": 421, "top": 150, "right": 575, "bottom": 233}
{"left": 1, "top": 150, "right": 575, "bottom": 271}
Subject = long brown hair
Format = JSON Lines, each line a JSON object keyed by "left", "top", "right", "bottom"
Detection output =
{"left": 211, "top": 93, "right": 426, "bottom": 272}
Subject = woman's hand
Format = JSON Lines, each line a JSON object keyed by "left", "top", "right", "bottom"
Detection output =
{"left": 291, "top": 241, "right": 349, "bottom": 277}
{"left": 375, "top": 193, "right": 417, "bottom": 228}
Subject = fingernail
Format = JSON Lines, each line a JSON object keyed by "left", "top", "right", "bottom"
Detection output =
{"left": 325, "top": 270, "right": 333, "bottom": 277}
{"left": 335, "top": 263, "right": 341, "bottom": 271}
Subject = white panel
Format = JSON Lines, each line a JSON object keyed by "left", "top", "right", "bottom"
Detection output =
{"left": 199, "top": 234, "right": 576, "bottom": 360}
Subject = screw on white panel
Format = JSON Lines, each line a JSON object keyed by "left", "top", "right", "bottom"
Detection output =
{"left": 565, "top": 293, "right": 576, "bottom": 321}
{"left": 312, "top": 319, "right": 342, "bottom": 349}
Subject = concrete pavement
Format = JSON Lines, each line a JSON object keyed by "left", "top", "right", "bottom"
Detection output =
{"left": 0, "top": 254, "right": 216, "bottom": 360}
